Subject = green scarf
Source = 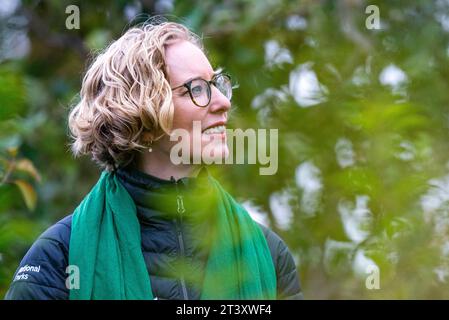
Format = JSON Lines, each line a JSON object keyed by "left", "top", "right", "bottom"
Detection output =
{"left": 69, "top": 171, "right": 276, "bottom": 300}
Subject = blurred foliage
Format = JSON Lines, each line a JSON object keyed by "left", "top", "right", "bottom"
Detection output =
{"left": 2, "top": 0, "right": 449, "bottom": 299}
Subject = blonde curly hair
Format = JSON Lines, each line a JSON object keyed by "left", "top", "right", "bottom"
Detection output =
{"left": 68, "top": 20, "right": 203, "bottom": 171}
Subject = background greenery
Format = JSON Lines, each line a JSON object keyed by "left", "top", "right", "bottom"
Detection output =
{"left": 2, "top": 0, "right": 449, "bottom": 299}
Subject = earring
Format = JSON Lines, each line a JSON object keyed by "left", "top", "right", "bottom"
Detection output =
{"left": 145, "top": 139, "right": 153, "bottom": 152}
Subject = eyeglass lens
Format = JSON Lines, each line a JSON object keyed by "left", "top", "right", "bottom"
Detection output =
{"left": 190, "top": 74, "right": 232, "bottom": 107}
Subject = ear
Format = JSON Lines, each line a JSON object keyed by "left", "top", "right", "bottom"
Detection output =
{"left": 141, "top": 131, "right": 154, "bottom": 143}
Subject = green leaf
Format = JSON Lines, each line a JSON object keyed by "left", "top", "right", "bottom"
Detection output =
{"left": 0, "top": 68, "right": 25, "bottom": 121}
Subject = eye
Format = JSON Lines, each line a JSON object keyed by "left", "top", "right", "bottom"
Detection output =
{"left": 191, "top": 84, "right": 204, "bottom": 96}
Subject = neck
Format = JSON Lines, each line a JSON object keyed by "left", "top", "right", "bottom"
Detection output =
{"left": 135, "top": 147, "right": 201, "bottom": 181}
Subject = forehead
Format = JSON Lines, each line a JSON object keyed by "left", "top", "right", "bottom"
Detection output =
{"left": 165, "top": 40, "right": 214, "bottom": 84}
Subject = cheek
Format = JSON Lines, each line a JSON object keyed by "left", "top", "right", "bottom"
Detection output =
{"left": 172, "top": 97, "right": 207, "bottom": 136}
{"left": 170, "top": 98, "right": 228, "bottom": 161}
{"left": 172, "top": 98, "right": 204, "bottom": 130}
{"left": 172, "top": 99, "right": 206, "bottom": 153}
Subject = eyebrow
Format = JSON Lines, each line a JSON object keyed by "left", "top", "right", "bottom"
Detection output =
{"left": 175, "top": 67, "right": 224, "bottom": 88}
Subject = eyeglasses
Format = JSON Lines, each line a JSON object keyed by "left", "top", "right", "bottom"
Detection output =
{"left": 171, "top": 73, "right": 233, "bottom": 108}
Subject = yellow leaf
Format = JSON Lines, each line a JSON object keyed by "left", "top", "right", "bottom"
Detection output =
{"left": 13, "top": 179, "right": 37, "bottom": 211}
{"left": 15, "top": 159, "right": 42, "bottom": 183}
{"left": 7, "top": 147, "right": 18, "bottom": 158}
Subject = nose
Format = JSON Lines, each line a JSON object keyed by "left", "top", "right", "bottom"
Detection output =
{"left": 208, "top": 85, "right": 231, "bottom": 113}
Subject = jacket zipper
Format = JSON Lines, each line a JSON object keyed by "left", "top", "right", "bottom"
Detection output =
{"left": 172, "top": 177, "right": 189, "bottom": 300}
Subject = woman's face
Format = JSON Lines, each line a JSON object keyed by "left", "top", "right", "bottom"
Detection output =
{"left": 156, "top": 40, "right": 231, "bottom": 164}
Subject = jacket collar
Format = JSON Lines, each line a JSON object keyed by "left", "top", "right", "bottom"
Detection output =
{"left": 115, "top": 164, "right": 216, "bottom": 224}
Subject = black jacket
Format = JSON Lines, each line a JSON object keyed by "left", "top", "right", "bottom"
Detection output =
{"left": 5, "top": 166, "right": 303, "bottom": 300}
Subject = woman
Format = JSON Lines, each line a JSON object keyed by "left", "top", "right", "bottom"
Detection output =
{"left": 5, "top": 21, "right": 302, "bottom": 300}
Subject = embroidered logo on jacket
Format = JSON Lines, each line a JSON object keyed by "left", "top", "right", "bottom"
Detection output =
{"left": 14, "top": 264, "right": 41, "bottom": 281}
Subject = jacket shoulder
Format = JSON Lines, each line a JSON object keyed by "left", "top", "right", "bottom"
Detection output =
{"left": 40, "top": 215, "right": 72, "bottom": 244}
{"left": 256, "top": 222, "right": 304, "bottom": 300}
{"left": 4, "top": 215, "right": 72, "bottom": 300}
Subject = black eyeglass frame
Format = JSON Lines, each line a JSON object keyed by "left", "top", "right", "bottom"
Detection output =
{"left": 170, "top": 73, "right": 233, "bottom": 108}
